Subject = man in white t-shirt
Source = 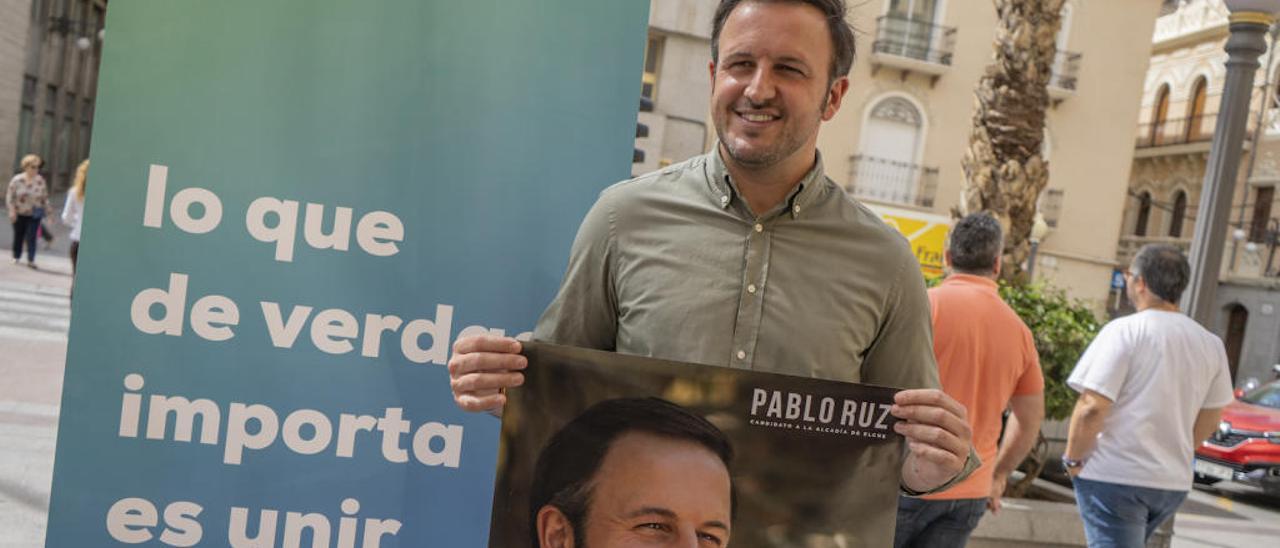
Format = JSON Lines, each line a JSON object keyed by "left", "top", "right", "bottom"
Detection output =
{"left": 1064, "top": 244, "right": 1234, "bottom": 547}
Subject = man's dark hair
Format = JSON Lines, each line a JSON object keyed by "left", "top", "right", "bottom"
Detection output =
{"left": 1131, "top": 243, "right": 1190, "bottom": 304}
{"left": 528, "top": 397, "right": 735, "bottom": 546}
{"left": 947, "top": 213, "right": 1003, "bottom": 275}
{"left": 711, "top": 0, "right": 857, "bottom": 85}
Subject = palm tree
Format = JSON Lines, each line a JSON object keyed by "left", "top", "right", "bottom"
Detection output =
{"left": 960, "top": 0, "right": 1065, "bottom": 281}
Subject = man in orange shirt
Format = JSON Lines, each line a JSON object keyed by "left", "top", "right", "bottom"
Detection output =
{"left": 894, "top": 213, "right": 1045, "bottom": 548}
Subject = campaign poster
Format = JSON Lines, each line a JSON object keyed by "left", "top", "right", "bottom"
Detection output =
{"left": 44, "top": 0, "right": 648, "bottom": 545}
{"left": 492, "top": 342, "right": 905, "bottom": 548}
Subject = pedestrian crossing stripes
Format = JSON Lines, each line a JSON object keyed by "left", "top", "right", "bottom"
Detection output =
{"left": 0, "top": 400, "right": 59, "bottom": 419}
{"left": 0, "top": 281, "right": 69, "bottom": 343}
{"left": 0, "top": 287, "right": 68, "bottom": 307}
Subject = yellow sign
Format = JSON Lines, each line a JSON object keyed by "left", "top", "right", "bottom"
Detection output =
{"left": 867, "top": 205, "right": 951, "bottom": 278}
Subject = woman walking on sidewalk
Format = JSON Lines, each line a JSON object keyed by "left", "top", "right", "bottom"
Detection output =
{"left": 6, "top": 154, "right": 50, "bottom": 269}
{"left": 62, "top": 159, "right": 89, "bottom": 275}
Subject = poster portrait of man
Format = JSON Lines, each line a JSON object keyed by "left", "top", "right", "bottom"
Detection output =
{"left": 490, "top": 342, "right": 904, "bottom": 547}
{"left": 530, "top": 397, "right": 735, "bottom": 547}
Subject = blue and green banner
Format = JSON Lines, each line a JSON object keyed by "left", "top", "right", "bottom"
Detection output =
{"left": 45, "top": 1, "right": 648, "bottom": 545}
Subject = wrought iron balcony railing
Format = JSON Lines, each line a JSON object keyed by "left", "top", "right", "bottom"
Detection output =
{"left": 1119, "top": 221, "right": 1280, "bottom": 280}
{"left": 872, "top": 16, "right": 957, "bottom": 66}
{"left": 844, "top": 154, "right": 939, "bottom": 208}
{"left": 1137, "top": 113, "right": 1215, "bottom": 148}
{"left": 1050, "top": 51, "right": 1081, "bottom": 91}
{"left": 1229, "top": 217, "right": 1280, "bottom": 279}
{"left": 1117, "top": 235, "right": 1190, "bottom": 268}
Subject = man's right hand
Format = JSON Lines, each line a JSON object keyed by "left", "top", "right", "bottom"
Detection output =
{"left": 986, "top": 474, "right": 1007, "bottom": 514}
{"left": 447, "top": 335, "right": 527, "bottom": 413}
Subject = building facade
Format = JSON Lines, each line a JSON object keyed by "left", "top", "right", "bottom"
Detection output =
{"left": 825, "top": 0, "right": 1164, "bottom": 312}
{"left": 633, "top": 0, "right": 716, "bottom": 176}
{"left": 0, "top": 0, "right": 105, "bottom": 196}
{"left": 1118, "top": 0, "right": 1280, "bottom": 384}
{"left": 635, "top": 0, "right": 1164, "bottom": 314}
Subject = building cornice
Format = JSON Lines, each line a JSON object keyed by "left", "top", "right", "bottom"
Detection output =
{"left": 1221, "top": 275, "right": 1280, "bottom": 289}
{"left": 1041, "top": 248, "right": 1120, "bottom": 268}
{"left": 1153, "top": 23, "right": 1228, "bottom": 53}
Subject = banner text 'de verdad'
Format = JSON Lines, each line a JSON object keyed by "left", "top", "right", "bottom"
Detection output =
{"left": 44, "top": 1, "right": 648, "bottom": 546}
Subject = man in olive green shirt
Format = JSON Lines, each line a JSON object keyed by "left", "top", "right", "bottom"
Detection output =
{"left": 449, "top": 0, "right": 973, "bottom": 504}
{"left": 532, "top": 148, "right": 936, "bottom": 391}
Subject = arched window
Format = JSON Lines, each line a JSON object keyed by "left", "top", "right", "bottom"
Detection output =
{"left": 1225, "top": 304, "right": 1248, "bottom": 383}
{"left": 1169, "top": 190, "right": 1187, "bottom": 237}
{"left": 1135, "top": 191, "right": 1152, "bottom": 236}
{"left": 1186, "top": 77, "right": 1208, "bottom": 141}
{"left": 1151, "top": 85, "right": 1170, "bottom": 146}
{"left": 855, "top": 96, "right": 925, "bottom": 204}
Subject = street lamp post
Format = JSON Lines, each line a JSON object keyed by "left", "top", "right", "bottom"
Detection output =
{"left": 1183, "top": 0, "right": 1280, "bottom": 327}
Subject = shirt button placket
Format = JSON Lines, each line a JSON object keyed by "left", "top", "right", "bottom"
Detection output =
{"left": 731, "top": 220, "right": 767, "bottom": 367}
{"left": 746, "top": 224, "right": 764, "bottom": 297}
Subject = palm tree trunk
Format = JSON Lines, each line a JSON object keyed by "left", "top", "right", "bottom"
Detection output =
{"left": 960, "top": 0, "right": 1065, "bottom": 281}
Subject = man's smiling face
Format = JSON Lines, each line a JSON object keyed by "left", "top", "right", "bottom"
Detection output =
{"left": 710, "top": 1, "right": 843, "bottom": 170}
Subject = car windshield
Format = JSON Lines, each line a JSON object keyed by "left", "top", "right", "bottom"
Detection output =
{"left": 1242, "top": 383, "right": 1280, "bottom": 410}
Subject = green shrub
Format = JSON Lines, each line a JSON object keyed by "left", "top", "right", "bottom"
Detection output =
{"left": 998, "top": 282, "right": 1101, "bottom": 421}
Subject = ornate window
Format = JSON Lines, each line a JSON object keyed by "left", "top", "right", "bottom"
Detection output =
{"left": 1169, "top": 190, "right": 1187, "bottom": 238}
{"left": 853, "top": 96, "right": 930, "bottom": 206}
{"left": 870, "top": 97, "right": 922, "bottom": 126}
{"left": 1150, "top": 85, "right": 1171, "bottom": 146}
{"left": 1186, "top": 77, "right": 1208, "bottom": 141}
{"left": 1135, "top": 191, "right": 1152, "bottom": 237}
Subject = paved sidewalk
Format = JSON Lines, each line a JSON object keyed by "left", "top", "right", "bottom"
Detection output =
{"left": 970, "top": 476, "right": 1280, "bottom": 546}
{"left": 0, "top": 253, "right": 71, "bottom": 548}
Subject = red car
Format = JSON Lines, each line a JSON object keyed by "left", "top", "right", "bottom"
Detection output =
{"left": 1194, "top": 378, "right": 1280, "bottom": 496}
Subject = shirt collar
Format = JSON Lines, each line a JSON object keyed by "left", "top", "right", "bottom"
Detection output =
{"left": 942, "top": 273, "right": 1000, "bottom": 291}
{"left": 704, "top": 147, "right": 828, "bottom": 220}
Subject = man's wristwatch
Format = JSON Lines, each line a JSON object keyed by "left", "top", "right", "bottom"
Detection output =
{"left": 1061, "top": 455, "right": 1085, "bottom": 470}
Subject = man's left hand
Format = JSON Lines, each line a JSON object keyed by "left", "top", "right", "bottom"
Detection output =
{"left": 892, "top": 388, "right": 973, "bottom": 493}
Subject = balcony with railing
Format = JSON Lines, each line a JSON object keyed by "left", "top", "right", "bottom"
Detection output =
{"left": 870, "top": 16, "right": 957, "bottom": 83}
{"left": 1133, "top": 110, "right": 1258, "bottom": 153}
{"left": 1227, "top": 217, "right": 1280, "bottom": 280}
{"left": 1048, "top": 51, "right": 1081, "bottom": 101}
{"left": 844, "top": 154, "right": 939, "bottom": 209}
{"left": 1117, "top": 222, "right": 1280, "bottom": 282}
{"left": 1116, "top": 235, "right": 1190, "bottom": 269}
